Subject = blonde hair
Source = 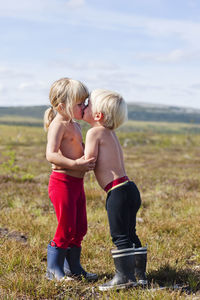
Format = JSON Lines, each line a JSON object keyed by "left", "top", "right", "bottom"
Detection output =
{"left": 44, "top": 77, "right": 89, "bottom": 131}
{"left": 90, "top": 89, "right": 127, "bottom": 130}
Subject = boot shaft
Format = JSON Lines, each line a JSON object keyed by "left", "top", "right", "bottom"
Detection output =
{"left": 66, "top": 246, "right": 98, "bottom": 280}
{"left": 66, "top": 246, "right": 85, "bottom": 275}
{"left": 99, "top": 247, "right": 137, "bottom": 291}
{"left": 46, "top": 242, "right": 67, "bottom": 280}
{"left": 134, "top": 247, "right": 147, "bottom": 272}
{"left": 47, "top": 243, "right": 67, "bottom": 267}
{"left": 134, "top": 246, "right": 147, "bottom": 284}
{"left": 111, "top": 247, "right": 136, "bottom": 281}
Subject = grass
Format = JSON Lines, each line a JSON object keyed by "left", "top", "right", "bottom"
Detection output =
{"left": 0, "top": 121, "right": 200, "bottom": 299}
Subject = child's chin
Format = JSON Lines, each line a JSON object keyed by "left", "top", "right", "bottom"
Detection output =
{"left": 82, "top": 115, "right": 88, "bottom": 122}
{"left": 74, "top": 114, "right": 82, "bottom": 120}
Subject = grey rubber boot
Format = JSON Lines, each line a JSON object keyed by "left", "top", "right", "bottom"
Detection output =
{"left": 99, "top": 247, "right": 137, "bottom": 291}
{"left": 134, "top": 246, "right": 148, "bottom": 285}
{"left": 66, "top": 246, "right": 98, "bottom": 281}
{"left": 46, "top": 242, "right": 73, "bottom": 281}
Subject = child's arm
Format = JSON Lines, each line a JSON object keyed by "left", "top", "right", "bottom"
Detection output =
{"left": 46, "top": 122, "right": 95, "bottom": 171}
{"left": 84, "top": 128, "right": 99, "bottom": 161}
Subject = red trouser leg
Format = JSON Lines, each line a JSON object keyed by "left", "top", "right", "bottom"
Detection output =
{"left": 48, "top": 172, "right": 87, "bottom": 249}
{"left": 69, "top": 187, "right": 87, "bottom": 247}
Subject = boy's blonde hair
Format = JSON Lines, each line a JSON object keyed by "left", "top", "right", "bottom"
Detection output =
{"left": 90, "top": 89, "right": 127, "bottom": 130}
{"left": 44, "top": 77, "right": 89, "bottom": 131}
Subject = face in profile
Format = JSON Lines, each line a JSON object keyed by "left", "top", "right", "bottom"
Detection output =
{"left": 82, "top": 97, "right": 94, "bottom": 124}
{"left": 72, "top": 101, "right": 85, "bottom": 120}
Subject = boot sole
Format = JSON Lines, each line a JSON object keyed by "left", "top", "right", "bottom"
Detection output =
{"left": 69, "top": 274, "right": 98, "bottom": 281}
{"left": 137, "top": 279, "right": 148, "bottom": 285}
{"left": 99, "top": 281, "right": 137, "bottom": 291}
{"left": 46, "top": 272, "right": 74, "bottom": 282}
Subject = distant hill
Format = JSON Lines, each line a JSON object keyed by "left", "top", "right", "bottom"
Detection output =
{"left": 0, "top": 104, "right": 200, "bottom": 125}
{"left": 0, "top": 106, "right": 47, "bottom": 119}
{"left": 128, "top": 103, "right": 200, "bottom": 124}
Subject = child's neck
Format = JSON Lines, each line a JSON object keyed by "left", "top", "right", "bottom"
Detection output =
{"left": 56, "top": 112, "right": 71, "bottom": 122}
{"left": 91, "top": 121, "right": 104, "bottom": 128}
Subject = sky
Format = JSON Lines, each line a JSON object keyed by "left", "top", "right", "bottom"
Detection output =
{"left": 0, "top": 0, "right": 200, "bottom": 108}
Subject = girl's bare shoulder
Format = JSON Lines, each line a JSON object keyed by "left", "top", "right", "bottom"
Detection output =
{"left": 48, "top": 119, "right": 71, "bottom": 137}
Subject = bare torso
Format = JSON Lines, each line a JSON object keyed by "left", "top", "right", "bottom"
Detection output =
{"left": 50, "top": 119, "right": 85, "bottom": 178}
{"left": 87, "top": 127, "right": 127, "bottom": 189}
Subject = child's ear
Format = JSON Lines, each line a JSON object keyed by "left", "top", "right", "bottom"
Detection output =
{"left": 57, "top": 103, "right": 65, "bottom": 112}
{"left": 94, "top": 112, "right": 104, "bottom": 121}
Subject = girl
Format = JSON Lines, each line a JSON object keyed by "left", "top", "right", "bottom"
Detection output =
{"left": 44, "top": 78, "right": 97, "bottom": 281}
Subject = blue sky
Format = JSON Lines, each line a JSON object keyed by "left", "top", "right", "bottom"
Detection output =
{"left": 1, "top": 0, "right": 200, "bottom": 108}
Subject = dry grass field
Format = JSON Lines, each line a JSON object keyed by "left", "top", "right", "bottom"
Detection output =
{"left": 0, "top": 121, "right": 200, "bottom": 299}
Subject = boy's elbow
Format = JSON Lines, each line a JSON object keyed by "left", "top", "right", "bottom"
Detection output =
{"left": 85, "top": 152, "right": 97, "bottom": 161}
{"left": 92, "top": 154, "right": 98, "bottom": 162}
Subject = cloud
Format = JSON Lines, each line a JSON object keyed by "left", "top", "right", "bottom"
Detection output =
{"left": 1, "top": 0, "right": 200, "bottom": 48}
{"left": 1, "top": 82, "right": 49, "bottom": 106}
{"left": 190, "top": 83, "right": 200, "bottom": 90}
{"left": 0, "top": 84, "right": 6, "bottom": 93}
{"left": 0, "top": 67, "right": 33, "bottom": 79}
{"left": 1, "top": 1, "right": 200, "bottom": 109}
{"left": 133, "top": 49, "right": 200, "bottom": 63}
{"left": 188, "top": 0, "right": 198, "bottom": 8}
{"left": 0, "top": 57, "right": 199, "bottom": 108}
{"left": 46, "top": 59, "right": 120, "bottom": 72}
{"left": 61, "top": 8, "right": 200, "bottom": 47}
{"left": 66, "top": 0, "right": 85, "bottom": 8}
{"left": 0, "top": 0, "right": 86, "bottom": 22}
{"left": 18, "top": 81, "right": 47, "bottom": 91}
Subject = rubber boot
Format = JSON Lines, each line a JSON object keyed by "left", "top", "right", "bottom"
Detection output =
{"left": 134, "top": 246, "right": 148, "bottom": 285}
{"left": 63, "top": 248, "right": 72, "bottom": 276}
{"left": 66, "top": 246, "right": 98, "bottom": 281}
{"left": 99, "top": 247, "right": 137, "bottom": 291}
{"left": 46, "top": 242, "right": 73, "bottom": 281}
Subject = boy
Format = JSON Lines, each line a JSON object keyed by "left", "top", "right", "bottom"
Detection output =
{"left": 83, "top": 89, "right": 147, "bottom": 291}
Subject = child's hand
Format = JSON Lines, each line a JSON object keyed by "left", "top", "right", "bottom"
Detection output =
{"left": 75, "top": 156, "right": 96, "bottom": 172}
{"left": 51, "top": 164, "right": 63, "bottom": 170}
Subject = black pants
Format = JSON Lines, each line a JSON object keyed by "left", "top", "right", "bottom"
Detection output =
{"left": 106, "top": 181, "right": 142, "bottom": 250}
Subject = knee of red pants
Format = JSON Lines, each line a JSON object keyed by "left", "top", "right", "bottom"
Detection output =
{"left": 52, "top": 223, "right": 88, "bottom": 249}
{"left": 69, "top": 225, "right": 88, "bottom": 248}
{"left": 69, "top": 239, "right": 82, "bottom": 248}
{"left": 52, "top": 225, "right": 76, "bottom": 248}
{"left": 54, "top": 234, "right": 86, "bottom": 248}
{"left": 53, "top": 234, "right": 74, "bottom": 249}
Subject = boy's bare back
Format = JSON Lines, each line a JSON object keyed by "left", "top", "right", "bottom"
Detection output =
{"left": 85, "top": 126, "right": 126, "bottom": 189}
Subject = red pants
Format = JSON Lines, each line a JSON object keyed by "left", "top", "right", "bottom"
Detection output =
{"left": 48, "top": 172, "right": 87, "bottom": 249}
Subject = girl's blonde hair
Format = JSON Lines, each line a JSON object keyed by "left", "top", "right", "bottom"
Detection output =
{"left": 44, "top": 77, "right": 89, "bottom": 131}
{"left": 90, "top": 89, "right": 127, "bottom": 130}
